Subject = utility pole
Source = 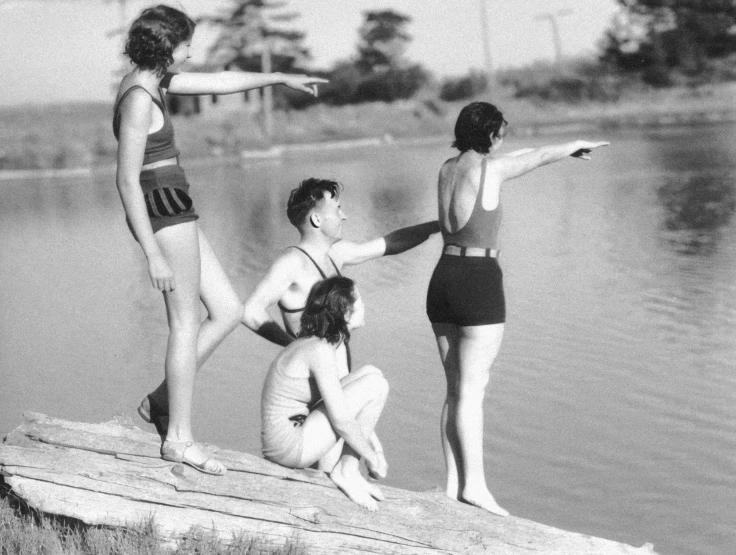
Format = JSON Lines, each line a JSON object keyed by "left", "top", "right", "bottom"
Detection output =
{"left": 534, "top": 9, "right": 572, "bottom": 66}
{"left": 478, "top": 0, "right": 493, "bottom": 96}
{"left": 117, "top": 0, "right": 128, "bottom": 81}
{"left": 261, "top": 37, "right": 274, "bottom": 141}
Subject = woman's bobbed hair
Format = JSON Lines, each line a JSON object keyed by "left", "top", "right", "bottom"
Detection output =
{"left": 124, "top": 5, "right": 196, "bottom": 77}
{"left": 452, "top": 101, "right": 506, "bottom": 154}
{"left": 299, "top": 276, "right": 356, "bottom": 345}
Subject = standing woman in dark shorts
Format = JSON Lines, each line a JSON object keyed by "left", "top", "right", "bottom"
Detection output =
{"left": 114, "top": 5, "right": 326, "bottom": 475}
{"left": 426, "top": 101, "right": 608, "bottom": 514}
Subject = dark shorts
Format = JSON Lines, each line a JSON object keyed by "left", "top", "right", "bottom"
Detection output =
{"left": 126, "top": 165, "right": 199, "bottom": 238}
{"left": 426, "top": 254, "right": 505, "bottom": 326}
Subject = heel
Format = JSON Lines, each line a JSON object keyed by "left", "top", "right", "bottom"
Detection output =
{"left": 139, "top": 395, "right": 169, "bottom": 437}
{"left": 160, "top": 439, "right": 189, "bottom": 463}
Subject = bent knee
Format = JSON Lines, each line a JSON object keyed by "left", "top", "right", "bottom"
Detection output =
{"left": 366, "top": 372, "right": 389, "bottom": 400}
{"left": 355, "top": 364, "right": 384, "bottom": 380}
{"left": 168, "top": 312, "right": 201, "bottom": 333}
{"left": 209, "top": 299, "right": 243, "bottom": 331}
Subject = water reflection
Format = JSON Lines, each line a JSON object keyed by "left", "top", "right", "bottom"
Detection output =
{"left": 3, "top": 126, "right": 736, "bottom": 555}
{"left": 657, "top": 171, "right": 735, "bottom": 255}
{"left": 642, "top": 125, "right": 736, "bottom": 256}
{"left": 369, "top": 186, "right": 414, "bottom": 226}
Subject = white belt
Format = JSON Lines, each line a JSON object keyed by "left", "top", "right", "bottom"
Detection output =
{"left": 141, "top": 158, "right": 178, "bottom": 171}
{"left": 443, "top": 244, "right": 500, "bottom": 258}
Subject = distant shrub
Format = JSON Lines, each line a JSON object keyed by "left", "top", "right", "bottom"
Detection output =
{"left": 439, "top": 71, "right": 488, "bottom": 101}
{"left": 352, "top": 65, "right": 429, "bottom": 103}
{"left": 498, "top": 58, "right": 623, "bottom": 103}
{"left": 283, "top": 62, "right": 430, "bottom": 108}
{"left": 642, "top": 62, "right": 673, "bottom": 88}
{"left": 312, "top": 62, "right": 364, "bottom": 106}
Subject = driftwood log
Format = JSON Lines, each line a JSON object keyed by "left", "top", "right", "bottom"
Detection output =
{"left": 0, "top": 413, "right": 657, "bottom": 554}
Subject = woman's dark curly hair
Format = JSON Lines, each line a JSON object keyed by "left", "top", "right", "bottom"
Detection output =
{"left": 124, "top": 5, "right": 196, "bottom": 77}
{"left": 452, "top": 102, "right": 506, "bottom": 154}
{"left": 299, "top": 276, "right": 356, "bottom": 345}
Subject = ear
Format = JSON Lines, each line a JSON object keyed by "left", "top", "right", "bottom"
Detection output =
{"left": 309, "top": 212, "right": 321, "bottom": 228}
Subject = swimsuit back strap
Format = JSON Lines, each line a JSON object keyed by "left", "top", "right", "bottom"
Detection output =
{"left": 277, "top": 301, "right": 304, "bottom": 313}
{"left": 328, "top": 255, "right": 342, "bottom": 277}
{"left": 480, "top": 156, "right": 487, "bottom": 189}
{"left": 290, "top": 246, "right": 328, "bottom": 279}
{"left": 478, "top": 155, "right": 488, "bottom": 200}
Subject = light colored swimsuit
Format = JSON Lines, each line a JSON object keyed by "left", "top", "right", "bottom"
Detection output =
{"left": 261, "top": 350, "right": 320, "bottom": 468}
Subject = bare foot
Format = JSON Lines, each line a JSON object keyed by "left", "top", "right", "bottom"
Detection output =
{"left": 461, "top": 488, "right": 509, "bottom": 517}
{"left": 360, "top": 475, "right": 385, "bottom": 502}
{"left": 330, "top": 462, "right": 378, "bottom": 511}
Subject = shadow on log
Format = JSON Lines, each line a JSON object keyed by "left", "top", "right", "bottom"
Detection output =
{"left": 0, "top": 413, "right": 657, "bottom": 554}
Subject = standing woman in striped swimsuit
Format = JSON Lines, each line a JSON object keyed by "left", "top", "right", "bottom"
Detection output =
{"left": 114, "top": 5, "right": 326, "bottom": 475}
{"left": 426, "top": 102, "right": 608, "bottom": 513}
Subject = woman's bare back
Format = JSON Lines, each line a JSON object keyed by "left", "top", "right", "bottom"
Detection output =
{"left": 438, "top": 153, "right": 498, "bottom": 235}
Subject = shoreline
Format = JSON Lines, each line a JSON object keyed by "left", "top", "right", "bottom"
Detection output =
{"left": 2, "top": 105, "right": 735, "bottom": 181}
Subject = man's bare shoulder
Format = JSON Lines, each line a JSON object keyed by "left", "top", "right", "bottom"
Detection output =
{"left": 328, "top": 240, "right": 351, "bottom": 266}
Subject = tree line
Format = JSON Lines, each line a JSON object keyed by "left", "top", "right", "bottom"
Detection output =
{"left": 195, "top": 0, "right": 736, "bottom": 109}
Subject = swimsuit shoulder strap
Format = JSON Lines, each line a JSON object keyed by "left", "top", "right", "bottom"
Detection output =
{"left": 466, "top": 155, "right": 489, "bottom": 214}
{"left": 327, "top": 255, "right": 342, "bottom": 277}
{"left": 114, "top": 85, "right": 164, "bottom": 114}
{"left": 479, "top": 155, "right": 488, "bottom": 192}
{"left": 113, "top": 85, "right": 166, "bottom": 139}
{"left": 290, "top": 246, "right": 328, "bottom": 279}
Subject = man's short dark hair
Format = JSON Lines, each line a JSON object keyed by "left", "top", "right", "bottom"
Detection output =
{"left": 286, "top": 178, "right": 342, "bottom": 228}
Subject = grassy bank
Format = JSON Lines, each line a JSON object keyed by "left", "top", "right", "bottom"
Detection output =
{"left": 1, "top": 81, "right": 735, "bottom": 171}
{"left": 0, "top": 489, "right": 302, "bottom": 555}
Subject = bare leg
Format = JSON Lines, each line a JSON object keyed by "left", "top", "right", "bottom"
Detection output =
{"left": 433, "top": 322, "right": 508, "bottom": 517}
{"left": 153, "top": 223, "right": 224, "bottom": 473}
{"left": 146, "top": 228, "right": 242, "bottom": 412}
{"left": 315, "top": 365, "right": 384, "bottom": 473}
{"left": 151, "top": 222, "right": 224, "bottom": 472}
{"left": 298, "top": 367, "right": 389, "bottom": 510}
{"left": 433, "top": 324, "right": 462, "bottom": 499}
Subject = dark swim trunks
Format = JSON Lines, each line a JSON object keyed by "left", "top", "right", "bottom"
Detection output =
{"left": 126, "top": 165, "right": 199, "bottom": 237}
{"left": 426, "top": 253, "right": 505, "bottom": 326}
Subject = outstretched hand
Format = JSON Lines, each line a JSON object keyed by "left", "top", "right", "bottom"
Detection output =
{"left": 283, "top": 74, "right": 329, "bottom": 96}
{"left": 571, "top": 140, "right": 609, "bottom": 160}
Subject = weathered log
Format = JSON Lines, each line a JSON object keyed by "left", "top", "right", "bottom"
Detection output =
{"left": 0, "top": 413, "right": 657, "bottom": 554}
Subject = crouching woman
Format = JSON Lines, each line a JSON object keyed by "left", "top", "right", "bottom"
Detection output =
{"left": 261, "top": 276, "right": 389, "bottom": 511}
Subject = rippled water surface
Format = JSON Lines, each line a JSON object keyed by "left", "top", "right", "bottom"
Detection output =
{"left": 2, "top": 123, "right": 735, "bottom": 555}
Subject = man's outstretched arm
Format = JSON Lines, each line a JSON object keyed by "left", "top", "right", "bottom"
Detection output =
{"left": 331, "top": 220, "right": 440, "bottom": 267}
{"left": 242, "top": 258, "right": 296, "bottom": 347}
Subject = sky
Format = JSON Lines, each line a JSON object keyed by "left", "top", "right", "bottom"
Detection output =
{"left": 0, "top": 0, "right": 621, "bottom": 106}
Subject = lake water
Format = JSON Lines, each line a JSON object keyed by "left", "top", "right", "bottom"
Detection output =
{"left": 2, "top": 123, "right": 735, "bottom": 555}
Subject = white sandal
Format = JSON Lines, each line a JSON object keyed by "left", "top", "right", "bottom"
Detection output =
{"left": 161, "top": 440, "right": 227, "bottom": 476}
